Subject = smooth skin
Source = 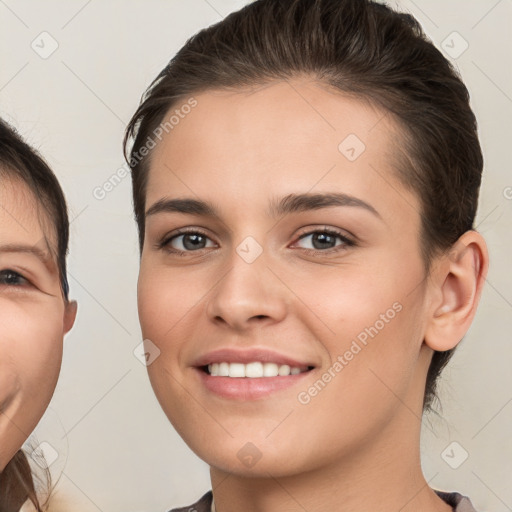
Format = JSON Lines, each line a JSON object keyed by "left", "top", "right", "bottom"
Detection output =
{"left": 0, "top": 178, "right": 76, "bottom": 471}
{"left": 138, "top": 78, "right": 488, "bottom": 512}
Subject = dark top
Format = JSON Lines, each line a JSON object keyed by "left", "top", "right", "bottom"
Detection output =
{"left": 168, "top": 489, "right": 480, "bottom": 512}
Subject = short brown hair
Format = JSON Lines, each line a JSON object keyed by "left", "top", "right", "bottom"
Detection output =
{"left": 124, "top": 0, "right": 483, "bottom": 414}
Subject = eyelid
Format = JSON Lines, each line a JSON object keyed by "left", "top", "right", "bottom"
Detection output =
{"left": 0, "top": 267, "right": 29, "bottom": 278}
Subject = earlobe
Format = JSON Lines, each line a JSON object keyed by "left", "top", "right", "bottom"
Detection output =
{"left": 424, "top": 230, "right": 489, "bottom": 352}
{"left": 64, "top": 299, "right": 78, "bottom": 334}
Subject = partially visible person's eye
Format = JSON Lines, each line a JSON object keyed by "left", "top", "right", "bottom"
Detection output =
{"left": 158, "top": 228, "right": 217, "bottom": 256}
{"left": 0, "top": 269, "right": 31, "bottom": 287}
{"left": 292, "top": 227, "right": 356, "bottom": 255}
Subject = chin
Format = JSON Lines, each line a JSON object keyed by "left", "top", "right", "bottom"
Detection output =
{"left": 197, "top": 438, "right": 306, "bottom": 478}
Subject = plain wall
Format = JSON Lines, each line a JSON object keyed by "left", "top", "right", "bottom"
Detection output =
{"left": 1, "top": 1, "right": 511, "bottom": 511}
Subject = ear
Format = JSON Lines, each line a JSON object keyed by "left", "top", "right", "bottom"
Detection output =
{"left": 63, "top": 299, "right": 78, "bottom": 334}
{"left": 424, "top": 230, "right": 489, "bottom": 351}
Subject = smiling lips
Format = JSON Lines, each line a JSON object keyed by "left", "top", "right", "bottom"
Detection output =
{"left": 193, "top": 347, "right": 316, "bottom": 400}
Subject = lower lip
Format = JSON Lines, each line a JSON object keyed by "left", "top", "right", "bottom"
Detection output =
{"left": 195, "top": 368, "right": 313, "bottom": 400}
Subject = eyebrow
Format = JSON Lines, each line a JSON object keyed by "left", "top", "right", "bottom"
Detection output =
{"left": 146, "top": 192, "right": 381, "bottom": 220}
{"left": 0, "top": 243, "right": 55, "bottom": 271}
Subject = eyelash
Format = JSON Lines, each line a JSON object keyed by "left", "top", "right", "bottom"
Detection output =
{"left": 158, "top": 227, "right": 356, "bottom": 257}
{"left": 0, "top": 269, "right": 30, "bottom": 287}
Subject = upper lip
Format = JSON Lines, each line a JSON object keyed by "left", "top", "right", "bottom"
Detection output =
{"left": 192, "top": 348, "right": 316, "bottom": 369}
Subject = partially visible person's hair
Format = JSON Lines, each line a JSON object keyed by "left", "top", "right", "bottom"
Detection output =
{"left": 0, "top": 450, "right": 50, "bottom": 512}
{"left": 123, "top": 0, "right": 483, "bottom": 414}
{"left": 0, "top": 117, "right": 69, "bottom": 511}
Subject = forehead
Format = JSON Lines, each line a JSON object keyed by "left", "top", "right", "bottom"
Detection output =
{"left": 0, "top": 176, "right": 56, "bottom": 257}
{"left": 145, "top": 78, "right": 417, "bottom": 221}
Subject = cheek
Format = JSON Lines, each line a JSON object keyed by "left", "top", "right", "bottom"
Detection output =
{"left": 137, "top": 263, "right": 207, "bottom": 343}
{"left": 25, "top": 323, "right": 63, "bottom": 397}
{"left": 300, "top": 255, "right": 426, "bottom": 405}
{"left": 138, "top": 266, "right": 189, "bottom": 395}
{"left": 315, "top": 247, "right": 424, "bottom": 340}
{"left": 0, "top": 303, "right": 63, "bottom": 405}
{"left": 137, "top": 264, "right": 214, "bottom": 416}
{"left": 287, "top": 258, "right": 408, "bottom": 346}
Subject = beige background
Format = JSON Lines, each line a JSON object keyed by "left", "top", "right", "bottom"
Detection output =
{"left": 1, "top": 0, "right": 511, "bottom": 511}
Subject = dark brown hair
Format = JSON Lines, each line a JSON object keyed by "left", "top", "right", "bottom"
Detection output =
{"left": 0, "top": 117, "right": 69, "bottom": 510}
{"left": 123, "top": 0, "right": 483, "bottom": 414}
{"left": 0, "top": 451, "right": 48, "bottom": 512}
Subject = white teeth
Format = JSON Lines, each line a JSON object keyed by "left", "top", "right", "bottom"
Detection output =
{"left": 278, "top": 364, "right": 290, "bottom": 376}
{"left": 207, "top": 361, "right": 308, "bottom": 378}
{"left": 246, "top": 362, "right": 263, "bottom": 378}
{"left": 218, "top": 362, "right": 229, "bottom": 376}
{"left": 263, "top": 363, "right": 278, "bottom": 377}
{"left": 229, "top": 362, "right": 245, "bottom": 378}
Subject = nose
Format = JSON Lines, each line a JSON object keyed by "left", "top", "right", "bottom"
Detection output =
{"left": 205, "top": 248, "right": 288, "bottom": 332}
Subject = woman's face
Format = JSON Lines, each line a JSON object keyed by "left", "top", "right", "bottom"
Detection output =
{"left": 138, "top": 79, "right": 437, "bottom": 476}
{"left": 0, "top": 178, "right": 75, "bottom": 471}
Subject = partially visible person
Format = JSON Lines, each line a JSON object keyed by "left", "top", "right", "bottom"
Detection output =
{"left": 0, "top": 118, "right": 77, "bottom": 512}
